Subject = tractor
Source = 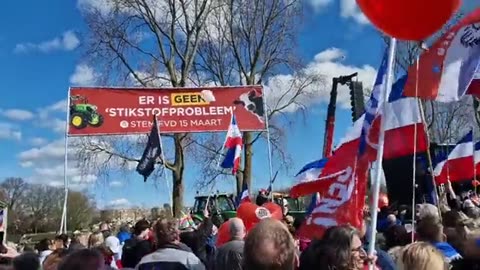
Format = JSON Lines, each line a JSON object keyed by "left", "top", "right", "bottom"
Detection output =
{"left": 271, "top": 192, "right": 306, "bottom": 220}
{"left": 69, "top": 95, "right": 104, "bottom": 129}
{"left": 191, "top": 193, "right": 237, "bottom": 227}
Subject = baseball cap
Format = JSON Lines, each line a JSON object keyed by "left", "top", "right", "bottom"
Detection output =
{"left": 105, "top": 236, "right": 121, "bottom": 254}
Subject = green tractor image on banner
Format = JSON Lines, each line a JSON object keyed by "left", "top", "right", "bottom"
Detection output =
{"left": 69, "top": 95, "right": 104, "bottom": 129}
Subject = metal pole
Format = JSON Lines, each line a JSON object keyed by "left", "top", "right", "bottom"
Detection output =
{"left": 410, "top": 55, "right": 420, "bottom": 243}
{"left": 3, "top": 208, "right": 8, "bottom": 245}
{"left": 61, "top": 90, "right": 72, "bottom": 234}
{"left": 417, "top": 100, "right": 442, "bottom": 211}
{"left": 367, "top": 38, "right": 397, "bottom": 265}
{"left": 262, "top": 90, "right": 274, "bottom": 201}
{"left": 472, "top": 97, "right": 477, "bottom": 194}
{"left": 155, "top": 115, "right": 173, "bottom": 217}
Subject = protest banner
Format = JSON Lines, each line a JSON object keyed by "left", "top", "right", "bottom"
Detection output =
{"left": 68, "top": 86, "right": 266, "bottom": 136}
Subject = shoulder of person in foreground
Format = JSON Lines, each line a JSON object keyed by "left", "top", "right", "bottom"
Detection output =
{"left": 186, "top": 251, "right": 206, "bottom": 270}
{"left": 136, "top": 247, "right": 205, "bottom": 270}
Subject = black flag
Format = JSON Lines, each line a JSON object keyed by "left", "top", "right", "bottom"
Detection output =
{"left": 136, "top": 116, "right": 162, "bottom": 182}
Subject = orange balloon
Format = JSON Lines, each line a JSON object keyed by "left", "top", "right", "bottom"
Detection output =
{"left": 356, "top": 0, "right": 461, "bottom": 41}
{"left": 216, "top": 220, "right": 231, "bottom": 247}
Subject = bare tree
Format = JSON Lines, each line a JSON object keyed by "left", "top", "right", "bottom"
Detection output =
{"left": 67, "top": 191, "right": 97, "bottom": 231}
{"left": 193, "top": 0, "right": 324, "bottom": 192}
{"left": 79, "top": 0, "right": 214, "bottom": 216}
{"left": 0, "top": 177, "right": 27, "bottom": 210}
{"left": 77, "top": 0, "right": 322, "bottom": 212}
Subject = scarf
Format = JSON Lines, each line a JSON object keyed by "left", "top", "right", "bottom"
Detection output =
{"left": 432, "top": 242, "right": 462, "bottom": 263}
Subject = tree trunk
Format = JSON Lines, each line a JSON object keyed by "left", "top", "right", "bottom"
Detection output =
{"left": 171, "top": 134, "right": 185, "bottom": 217}
{"left": 241, "top": 132, "right": 253, "bottom": 194}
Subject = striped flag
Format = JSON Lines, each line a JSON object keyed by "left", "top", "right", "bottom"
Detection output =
{"left": 220, "top": 114, "right": 243, "bottom": 174}
{"left": 403, "top": 8, "right": 480, "bottom": 102}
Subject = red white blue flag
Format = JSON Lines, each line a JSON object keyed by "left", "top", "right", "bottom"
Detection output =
{"left": 220, "top": 114, "right": 242, "bottom": 174}
{"left": 403, "top": 8, "right": 480, "bottom": 102}
{"left": 434, "top": 130, "right": 474, "bottom": 184}
{"left": 236, "top": 182, "right": 250, "bottom": 206}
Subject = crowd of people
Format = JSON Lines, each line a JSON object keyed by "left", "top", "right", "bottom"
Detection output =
{"left": 0, "top": 186, "right": 479, "bottom": 270}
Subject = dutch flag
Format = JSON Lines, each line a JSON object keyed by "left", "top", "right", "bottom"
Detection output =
{"left": 220, "top": 113, "right": 243, "bottom": 174}
{"left": 236, "top": 182, "right": 250, "bottom": 206}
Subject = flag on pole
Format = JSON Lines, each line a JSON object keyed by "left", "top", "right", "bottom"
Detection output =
{"left": 434, "top": 130, "right": 474, "bottom": 184}
{"left": 290, "top": 158, "right": 328, "bottom": 198}
{"left": 220, "top": 114, "right": 242, "bottom": 174}
{"left": 403, "top": 8, "right": 480, "bottom": 102}
{"left": 136, "top": 116, "right": 162, "bottom": 182}
{"left": 305, "top": 192, "right": 320, "bottom": 216}
{"left": 236, "top": 182, "right": 250, "bottom": 206}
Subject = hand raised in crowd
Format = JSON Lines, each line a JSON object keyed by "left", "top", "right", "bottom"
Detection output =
{"left": 0, "top": 246, "right": 19, "bottom": 259}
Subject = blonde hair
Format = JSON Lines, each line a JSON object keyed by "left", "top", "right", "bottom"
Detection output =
{"left": 397, "top": 242, "right": 446, "bottom": 270}
{"left": 87, "top": 232, "right": 104, "bottom": 248}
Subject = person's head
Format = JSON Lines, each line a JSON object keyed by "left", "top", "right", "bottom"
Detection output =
{"left": 43, "top": 249, "right": 70, "bottom": 270}
{"left": 154, "top": 218, "right": 180, "bottom": 246}
{"left": 12, "top": 252, "right": 39, "bottom": 270}
{"left": 397, "top": 242, "right": 447, "bottom": 270}
{"left": 35, "top": 238, "right": 52, "bottom": 252}
{"left": 442, "top": 210, "right": 466, "bottom": 228}
{"left": 282, "top": 199, "right": 289, "bottom": 215}
{"left": 416, "top": 216, "right": 444, "bottom": 243}
{"left": 244, "top": 218, "right": 296, "bottom": 270}
{"left": 416, "top": 203, "right": 440, "bottom": 222}
{"left": 319, "top": 225, "right": 367, "bottom": 270}
{"left": 104, "top": 234, "right": 121, "bottom": 255}
{"left": 133, "top": 219, "right": 151, "bottom": 239}
{"left": 119, "top": 224, "right": 130, "bottom": 233}
{"left": 99, "top": 223, "right": 111, "bottom": 238}
{"left": 54, "top": 234, "right": 69, "bottom": 249}
{"left": 463, "top": 199, "right": 475, "bottom": 209}
{"left": 386, "top": 214, "right": 397, "bottom": 225}
{"left": 88, "top": 232, "right": 104, "bottom": 248}
{"left": 228, "top": 218, "right": 246, "bottom": 240}
{"left": 384, "top": 225, "right": 410, "bottom": 249}
{"left": 58, "top": 249, "right": 104, "bottom": 270}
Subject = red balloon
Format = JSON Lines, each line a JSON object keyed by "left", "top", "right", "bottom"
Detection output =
{"left": 378, "top": 193, "right": 389, "bottom": 209}
{"left": 236, "top": 202, "right": 282, "bottom": 231}
{"left": 356, "top": 0, "right": 461, "bottom": 41}
{"left": 262, "top": 202, "right": 283, "bottom": 220}
{"left": 216, "top": 220, "right": 231, "bottom": 247}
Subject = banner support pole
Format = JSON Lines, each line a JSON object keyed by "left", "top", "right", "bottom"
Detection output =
{"left": 262, "top": 91, "right": 275, "bottom": 201}
{"left": 61, "top": 89, "right": 72, "bottom": 234}
{"left": 367, "top": 38, "right": 397, "bottom": 268}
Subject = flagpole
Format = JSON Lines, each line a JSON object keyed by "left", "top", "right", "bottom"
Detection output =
{"left": 417, "top": 100, "right": 442, "bottom": 207}
{"left": 261, "top": 89, "right": 275, "bottom": 201}
{"left": 410, "top": 55, "right": 421, "bottom": 243}
{"left": 61, "top": 89, "right": 72, "bottom": 234}
{"left": 367, "top": 38, "right": 397, "bottom": 266}
{"left": 472, "top": 97, "right": 477, "bottom": 195}
{"left": 3, "top": 208, "right": 8, "bottom": 245}
{"left": 155, "top": 115, "right": 173, "bottom": 217}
